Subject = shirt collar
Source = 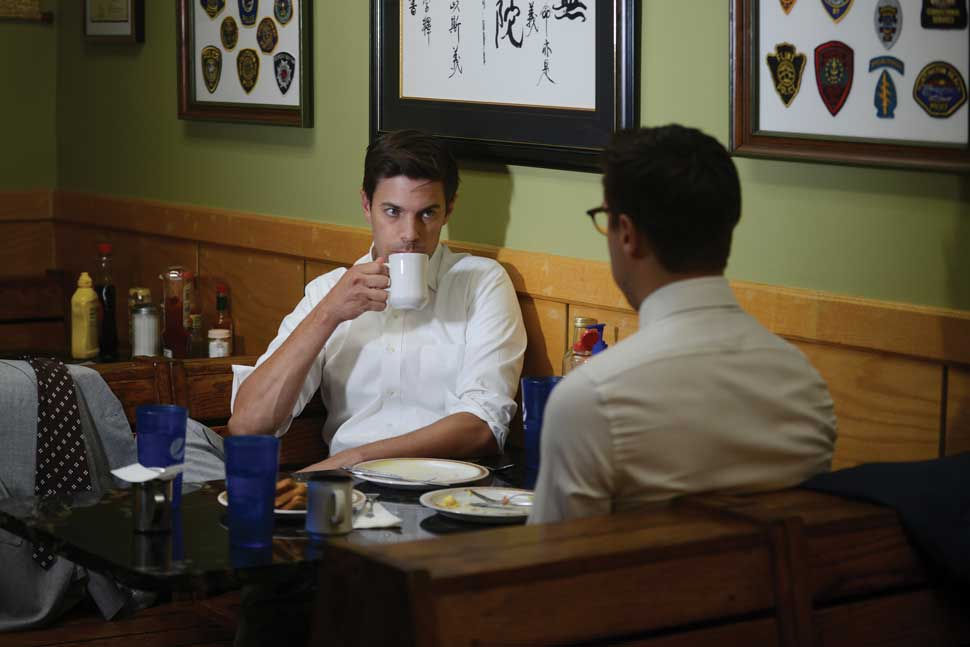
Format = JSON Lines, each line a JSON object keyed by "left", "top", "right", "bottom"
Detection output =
{"left": 356, "top": 243, "right": 447, "bottom": 293}
{"left": 637, "top": 276, "right": 739, "bottom": 330}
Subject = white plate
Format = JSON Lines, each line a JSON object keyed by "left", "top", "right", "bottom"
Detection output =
{"left": 217, "top": 488, "right": 365, "bottom": 516}
{"left": 350, "top": 458, "right": 489, "bottom": 490}
{"left": 419, "top": 487, "right": 533, "bottom": 524}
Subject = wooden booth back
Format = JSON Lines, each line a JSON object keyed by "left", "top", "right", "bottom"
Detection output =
{"left": 4, "top": 189, "right": 970, "bottom": 468}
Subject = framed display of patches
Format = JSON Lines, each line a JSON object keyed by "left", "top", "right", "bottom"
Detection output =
{"left": 730, "top": 0, "right": 969, "bottom": 172}
{"left": 177, "top": 0, "right": 312, "bottom": 127}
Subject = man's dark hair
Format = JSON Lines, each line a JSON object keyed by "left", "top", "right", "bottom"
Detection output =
{"left": 362, "top": 130, "right": 460, "bottom": 205}
{"left": 602, "top": 125, "right": 741, "bottom": 274}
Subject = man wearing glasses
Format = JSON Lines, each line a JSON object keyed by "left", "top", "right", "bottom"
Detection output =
{"left": 530, "top": 125, "right": 837, "bottom": 523}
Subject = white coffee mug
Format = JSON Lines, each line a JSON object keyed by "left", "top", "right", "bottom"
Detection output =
{"left": 387, "top": 253, "right": 429, "bottom": 310}
{"left": 305, "top": 473, "right": 353, "bottom": 537}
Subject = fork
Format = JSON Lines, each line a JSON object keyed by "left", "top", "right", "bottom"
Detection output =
{"left": 469, "top": 489, "right": 533, "bottom": 507}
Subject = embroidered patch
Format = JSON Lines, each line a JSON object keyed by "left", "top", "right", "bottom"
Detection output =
{"left": 274, "top": 0, "right": 293, "bottom": 25}
{"left": 920, "top": 0, "right": 968, "bottom": 29}
{"left": 868, "top": 56, "right": 904, "bottom": 75}
{"left": 201, "top": 0, "right": 225, "bottom": 19}
{"left": 201, "top": 46, "right": 222, "bottom": 94}
{"left": 874, "top": 0, "right": 902, "bottom": 49}
{"left": 815, "top": 40, "right": 854, "bottom": 116}
{"left": 221, "top": 16, "right": 238, "bottom": 50}
{"left": 780, "top": 0, "right": 797, "bottom": 14}
{"left": 913, "top": 61, "right": 968, "bottom": 118}
{"left": 238, "top": 0, "right": 258, "bottom": 26}
{"left": 257, "top": 17, "right": 279, "bottom": 53}
{"left": 821, "top": 0, "right": 854, "bottom": 22}
{"left": 767, "top": 43, "right": 807, "bottom": 107}
{"left": 237, "top": 48, "right": 259, "bottom": 93}
{"left": 274, "top": 52, "right": 295, "bottom": 94}
{"left": 872, "top": 70, "right": 899, "bottom": 118}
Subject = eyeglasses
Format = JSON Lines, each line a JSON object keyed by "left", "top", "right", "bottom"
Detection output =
{"left": 586, "top": 206, "right": 609, "bottom": 235}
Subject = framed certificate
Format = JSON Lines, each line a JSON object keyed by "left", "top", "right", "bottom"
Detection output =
{"left": 372, "top": 0, "right": 639, "bottom": 171}
{"left": 84, "top": 0, "right": 144, "bottom": 43}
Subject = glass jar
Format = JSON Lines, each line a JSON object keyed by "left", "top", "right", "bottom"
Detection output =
{"left": 562, "top": 316, "right": 598, "bottom": 375}
{"left": 128, "top": 287, "right": 151, "bottom": 357}
{"left": 131, "top": 303, "right": 160, "bottom": 357}
{"left": 208, "top": 328, "right": 231, "bottom": 358}
{"left": 160, "top": 267, "right": 193, "bottom": 358}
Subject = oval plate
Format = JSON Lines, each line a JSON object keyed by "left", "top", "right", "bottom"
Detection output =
{"left": 351, "top": 458, "right": 489, "bottom": 490}
{"left": 218, "top": 488, "right": 365, "bottom": 516}
{"left": 420, "top": 487, "right": 533, "bottom": 524}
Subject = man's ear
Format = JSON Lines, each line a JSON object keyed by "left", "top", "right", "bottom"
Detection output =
{"left": 616, "top": 213, "right": 648, "bottom": 260}
{"left": 360, "top": 188, "right": 373, "bottom": 225}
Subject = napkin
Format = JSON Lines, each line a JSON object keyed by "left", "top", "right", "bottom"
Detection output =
{"left": 353, "top": 502, "right": 402, "bottom": 529}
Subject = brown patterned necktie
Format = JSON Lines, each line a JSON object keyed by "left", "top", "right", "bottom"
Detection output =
{"left": 26, "top": 357, "right": 92, "bottom": 569}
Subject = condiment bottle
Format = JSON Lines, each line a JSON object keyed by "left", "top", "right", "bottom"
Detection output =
{"left": 71, "top": 272, "right": 99, "bottom": 360}
{"left": 208, "top": 328, "right": 231, "bottom": 358}
{"left": 131, "top": 303, "right": 160, "bottom": 357}
{"left": 565, "top": 327, "right": 600, "bottom": 374}
{"left": 160, "top": 266, "right": 190, "bottom": 359}
{"left": 562, "top": 316, "right": 598, "bottom": 375}
{"left": 95, "top": 243, "right": 118, "bottom": 362}
{"left": 128, "top": 287, "right": 151, "bottom": 357}
{"left": 213, "top": 283, "right": 234, "bottom": 355}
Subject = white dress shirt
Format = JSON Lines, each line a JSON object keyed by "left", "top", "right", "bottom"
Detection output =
{"left": 231, "top": 244, "right": 526, "bottom": 455}
{"left": 530, "top": 276, "right": 837, "bottom": 524}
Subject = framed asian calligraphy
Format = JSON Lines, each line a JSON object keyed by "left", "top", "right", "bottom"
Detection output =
{"left": 371, "top": 0, "right": 639, "bottom": 172}
{"left": 177, "top": 0, "right": 312, "bottom": 127}
{"left": 84, "top": 0, "right": 144, "bottom": 43}
{"left": 730, "top": 0, "right": 970, "bottom": 173}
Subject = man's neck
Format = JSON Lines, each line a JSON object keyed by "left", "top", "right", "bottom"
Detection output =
{"left": 632, "top": 267, "right": 722, "bottom": 309}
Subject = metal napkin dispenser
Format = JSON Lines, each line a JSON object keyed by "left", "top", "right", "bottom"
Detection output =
{"left": 111, "top": 463, "right": 184, "bottom": 534}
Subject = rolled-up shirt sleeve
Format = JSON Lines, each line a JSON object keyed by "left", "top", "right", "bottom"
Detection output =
{"left": 229, "top": 274, "right": 336, "bottom": 437}
{"left": 445, "top": 264, "right": 526, "bottom": 450}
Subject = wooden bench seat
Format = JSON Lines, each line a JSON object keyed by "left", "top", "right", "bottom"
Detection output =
{"left": 92, "top": 356, "right": 328, "bottom": 468}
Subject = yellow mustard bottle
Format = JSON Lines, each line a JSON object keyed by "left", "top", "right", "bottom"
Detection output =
{"left": 71, "top": 272, "right": 100, "bottom": 360}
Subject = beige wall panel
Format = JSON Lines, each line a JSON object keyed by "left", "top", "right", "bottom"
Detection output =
{"left": 944, "top": 366, "right": 970, "bottom": 456}
{"left": 199, "top": 245, "right": 305, "bottom": 357}
{"left": 794, "top": 341, "right": 942, "bottom": 469}
{"left": 305, "top": 260, "right": 346, "bottom": 285}
{"left": 0, "top": 222, "right": 54, "bottom": 277}
{"left": 569, "top": 304, "right": 639, "bottom": 348}
{"left": 520, "top": 295, "right": 567, "bottom": 378}
{"left": 55, "top": 224, "right": 197, "bottom": 349}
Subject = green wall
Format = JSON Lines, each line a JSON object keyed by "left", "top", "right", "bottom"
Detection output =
{"left": 48, "top": 2, "right": 970, "bottom": 310}
{"left": 1, "top": 1, "right": 57, "bottom": 189}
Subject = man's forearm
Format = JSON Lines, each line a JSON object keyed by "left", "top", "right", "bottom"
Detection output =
{"left": 302, "top": 412, "right": 499, "bottom": 471}
{"left": 228, "top": 307, "right": 338, "bottom": 435}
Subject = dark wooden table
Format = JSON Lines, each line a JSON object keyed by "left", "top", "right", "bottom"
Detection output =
{"left": 0, "top": 455, "right": 527, "bottom": 596}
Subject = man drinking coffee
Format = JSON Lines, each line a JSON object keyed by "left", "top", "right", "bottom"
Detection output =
{"left": 227, "top": 130, "right": 526, "bottom": 474}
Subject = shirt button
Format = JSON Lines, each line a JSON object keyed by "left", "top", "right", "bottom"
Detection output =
{"left": 386, "top": 345, "right": 395, "bottom": 353}
{"left": 387, "top": 390, "right": 395, "bottom": 397}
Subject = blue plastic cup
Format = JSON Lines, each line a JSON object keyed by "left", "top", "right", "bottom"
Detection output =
{"left": 224, "top": 435, "right": 279, "bottom": 548}
{"left": 521, "top": 376, "right": 563, "bottom": 480}
{"left": 136, "top": 404, "right": 188, "bottom": 508}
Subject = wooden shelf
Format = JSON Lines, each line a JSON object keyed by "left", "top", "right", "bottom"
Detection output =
{"left": 0, "top": 11, "right": 53, "bottom": 23}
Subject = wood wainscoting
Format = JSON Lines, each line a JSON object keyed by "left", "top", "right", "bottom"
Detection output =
{"left": 4, "top": 189, "right": 968, "bottom": 466}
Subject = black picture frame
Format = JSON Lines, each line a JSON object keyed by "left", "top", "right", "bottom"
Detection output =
{"left": 371, "top": 0, "right": 639, "bottom": 172}
{"left": 177, "top": 0, "right": 313, "bottom": 128}
{"left": 84, "top": 0, "right": 144, "bottom": 43}
{"left": 730, "top": 0, "right": 970, "bottom": 174}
